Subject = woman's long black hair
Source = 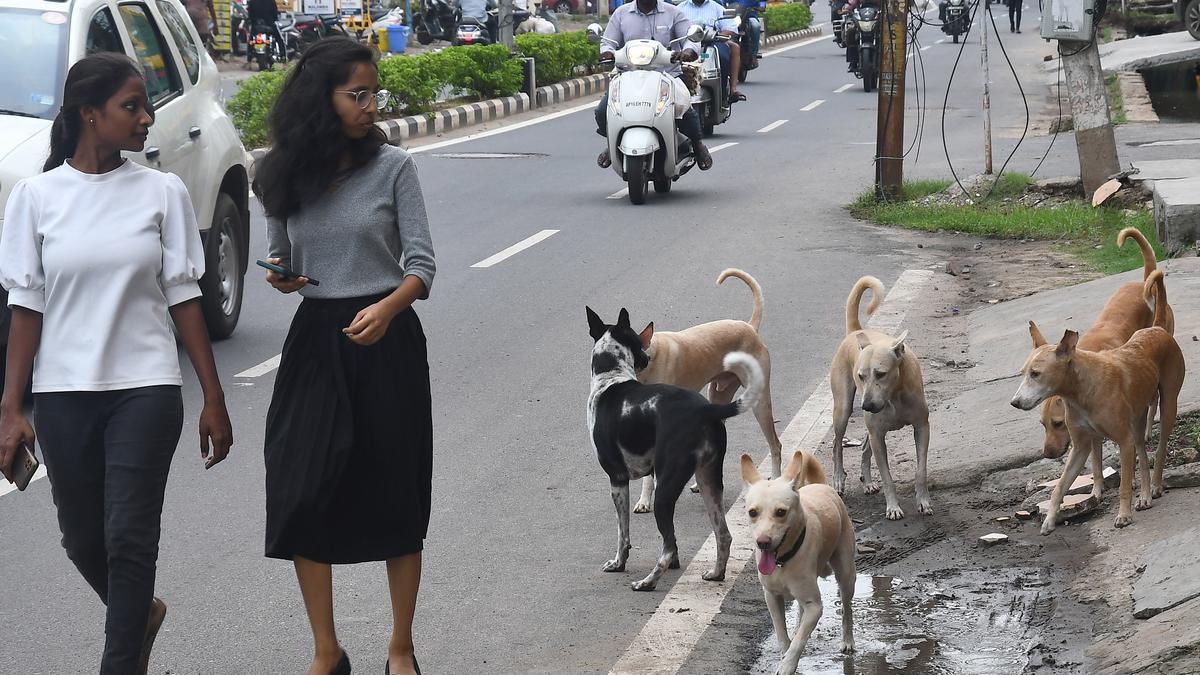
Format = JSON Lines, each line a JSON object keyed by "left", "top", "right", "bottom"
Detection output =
{"left": 253, "top": 37, "right": 387, "bottom": 220}
{"left": 44, "top": 53, "right": 142, "bottom": 172}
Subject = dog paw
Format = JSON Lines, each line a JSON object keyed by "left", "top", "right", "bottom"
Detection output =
{"left": 885, "top": 505, "right": 905, "bottom": 520}
{"left": 702, "top": 569, "right": 726, "bottom": 582}
{"left": 841, "top": 641, "right": 856, "bottom": 655}
{"left": 669, "top": 553, "right": 681, "bottom": 570}
{"left": 602, "top": 559, "right": 626, "bottom": 573}
{"left": 1091, "top": 488, "right": 1103, "bottom": 503}
{"left": 834, "top": 477, "right": 847, "bottom": 495}
{"left": 689, "top": 482, "right": 700, "bottom": 494}
{"left": 1151, "top": 485, "right": 1164, "bottom": 499}
{"left": 918, "top": 501, "right": 934, "bottom": 515}
{"left": 1040, "top": 518, "right": 1057, "bottom": 536}
{"left": 864, "top": 482, "right": 881, "bottom": 495}
{"left": 633, "top": 500, "right": 652, "bottom": 514}
{"left": 631, "top": 578, "right": 657, "bottom": 592}
{"left": 1114, "top": 513, "right": 1134, "bottom": 528}
{"left": 1135, "top": 496, "right": 1153, "bottom": 511}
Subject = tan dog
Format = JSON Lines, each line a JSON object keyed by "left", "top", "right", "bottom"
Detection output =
{"left": 1039, "top": 228, "right": 1175, "bottom": 460}
{"left": 1012, "top": 273, "right": 1184, "bottom": 533}
{"left": 635, "top": 269, "right": 784, "bottom": 512}
{"left": 742, "top": 451, "right": 855, "bottom": 675}
{"left": 830, "top": 277, "right": 932, "bottom": 520}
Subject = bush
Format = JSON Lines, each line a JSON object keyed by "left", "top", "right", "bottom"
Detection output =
{"left": 516, "top": 30, "right": 598, "bottom": 86}
{"left": 765, "top": 3, "right": 812, "bottom": 33}
{"left": 439, "top": 45, "right": 525, "bottom": 100}
{"left": 226, "top": 68, "right": 289, "bottom": 149}
{"left": 378, "top": 52, "right": 447, "bottom": 115}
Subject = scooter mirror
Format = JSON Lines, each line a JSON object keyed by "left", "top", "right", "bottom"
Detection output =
{"left": 721, "top": 7, "right": 736, "bottom": 18}
{"left": 686, "top": 24, "right": 705, "bottom": 41}
{"left": 586, "top": 23, "right": 603, "bottom": 41}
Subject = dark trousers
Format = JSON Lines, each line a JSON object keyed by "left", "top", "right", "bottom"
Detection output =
{"left": 35, "top": 386, "right": 183, "bottom": 675}
{"left": 1008, "top": 2, "right": 1021, "bottom": 29}
{"left": 595, "top": 91, "right": 704, "bottom": 144}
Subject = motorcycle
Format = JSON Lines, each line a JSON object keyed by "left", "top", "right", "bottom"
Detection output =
{"left": 687, "top": 24, "right": 734, "bottom": 137}
{"left": 414, "top": 0, "right": 459, "bottom": 44}
{"left": 941, "top": 0, "right": 969, "bottom": 42}
{"left": 231, "top": 0, "right": 248, "bottom": 56}
{"left": 453, "top": 0, "right": 532, "bottom": 45}
{"left": 250, "top": 17, "right": 297, "bottom": 71}
{"left": 735, "top": 2, "right": 764, "bottom": 83}
{"left": 831, "top": 0, "right": 848, "bottom": 47}
{"left": 844, "top": 5, "right": 880, "bottom": 92}
{"left": 588, "top": 23, "right": 706, "bottom": 205}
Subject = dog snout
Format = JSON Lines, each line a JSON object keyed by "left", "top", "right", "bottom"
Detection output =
{"left": 1043, "top": 443, "right": 1068, "bottom": 459}
{"left": 861, "top": 398, "right": 881, "bottom": 413}
{"left": 756, "top": 535, "right": 773, "bottom": 550}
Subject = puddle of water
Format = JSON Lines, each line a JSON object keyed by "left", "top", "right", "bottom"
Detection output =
{"left": 748, "top": 569, "right": 1048, "bottom": 675}
{"left": 1140, "top": 61, "right": 1200, "bottom": 122}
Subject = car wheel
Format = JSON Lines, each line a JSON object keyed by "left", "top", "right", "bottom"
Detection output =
{"left": 555, "top": 0, "right": 573, "bottom": 12}
{"left": 1188, "top": 0, "right": 1200, "bottom": 40}
{"left": 199, "top": 194, "right": 245, "bottom": 340}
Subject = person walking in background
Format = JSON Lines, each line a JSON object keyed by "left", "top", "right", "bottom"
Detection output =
{"left": 253, "top": 37, "right": 435, "bottom": 675}
{"left": 1007, "top": 0, "right": 1022, "bottom": 32}
{"left": 185, "top": 0, "right": 220, "bottom": 52}
{"left": 0, "top": 52, "right": 233, "bottom": 675}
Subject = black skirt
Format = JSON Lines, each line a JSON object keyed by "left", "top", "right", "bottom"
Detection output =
{"left": 264, "top": 294, "right": 432, "bottom": 564}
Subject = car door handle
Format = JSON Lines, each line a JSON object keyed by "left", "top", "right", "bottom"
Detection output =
{"left": 189, "top": 127, "right": 202, "bottom": 139}
{"left": 145, "top": 146, "right": 161, "bottom": 160}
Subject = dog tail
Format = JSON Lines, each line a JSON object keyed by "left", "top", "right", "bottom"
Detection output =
{"left": 846, "top": 276, "right": 885, "bottom": 333}
{"left": 718, "top": 268, "right": 764, "bottom": 331}
{"left": 797, "top": 452, "right": 828, "bottom": 486}
{"left": 1118, "top": 227, "right": 1158, "bottom": 280}
{"left": 1147, "top": 270, "right": 1169, "bottom": 329}
{"left": 707, "top": 351, "right": 764, "bottom": 420}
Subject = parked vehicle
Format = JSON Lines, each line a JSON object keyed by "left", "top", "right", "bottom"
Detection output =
{"left": 414, "top": 0, "right": 459, "bottom": 44}
{"left": 589, "top": 23, "right": 706, "bottom": 205}
{"left": 844, "top": 4, "right": 880, "bottom": 91}
{"left": 689, "top": 25, "right": 734, "bottom": 136}
{"left": 942, "top": 0, "right": 969, "bottom": 42}
{"left": 292, "top": 13, "right": 347, "bottom": 52}
{"left": 231, "top": 0, "right": 249, "bottom": 55}
{"left": 453, "top": 0, "right": 532, "bottom": 45}
{"left": 1177, "top": 0, "right": 1200, "bottom": 40}
{"left": 0, "top": 0, "right": 252, "bottom": 346}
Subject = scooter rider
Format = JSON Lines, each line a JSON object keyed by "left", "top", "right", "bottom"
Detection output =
{"left": 839, "top": 0, "right": 877, "bottom": 73}
{"left": 727, "top": 0, "right": 763, "bottom": 66}
{"left": 246, "top": 0, "right": 286, "bottom": 63}
{"left": 595, "top": 0, "right": 713, "bottom": 171}
{"left": 461, "top": 0, "right": 488, "bottom": 22}
{"left": 678, "top": 0, "right": 746, "bottom": 102}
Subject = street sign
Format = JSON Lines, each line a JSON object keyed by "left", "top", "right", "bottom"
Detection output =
{"left": 341, "top": 0, "right": 363, "bottom": 12}
{"left": 303, "top": 0, "right": 336, "bottom": 13}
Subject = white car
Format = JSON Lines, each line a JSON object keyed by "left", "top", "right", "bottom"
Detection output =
{"left": 0, "top": 0, "right": 250, "bottom": 340}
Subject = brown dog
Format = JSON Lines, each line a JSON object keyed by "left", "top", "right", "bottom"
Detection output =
{"left": 634, "top": 269, "right": 784, "bottom": 512}
{"left": 1039, "top": 228, "right": 1175, "bottom": 461}
{"left": 1012, "top": 273, "right": 1184, "bottom": 533}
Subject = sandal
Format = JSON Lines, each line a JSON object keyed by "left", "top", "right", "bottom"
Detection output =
{"left": 134, "top": 597, "right": 167, "bottom": 675}
{"left": 694, "top": 144, "right": 713, "bottom": 171}
{"left": 731, "top": 92, "right": 747, "bottom": 103}
{"left": 597, "top": 149, "right": 611, "bottom": 169}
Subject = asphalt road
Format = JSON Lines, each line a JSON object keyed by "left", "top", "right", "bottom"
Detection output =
{"left": 1, "top": 11, "right": 1071, "bottom": 674}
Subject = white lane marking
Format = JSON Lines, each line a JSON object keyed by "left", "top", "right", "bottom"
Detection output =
{"left": 921, "top": 45, "right": 933, "bottom": 51}
{"left": 606, "top": 143, "right": 738, "bottom": 199}
{"left": 708, "top": 142, "right": 738, "bottom": 153}
{"left": 835, "top": 83, "right": 855, "bottom": 93}
{"left": 0, "top": 465, "right": 47, "bottom": 498}
{"left": 409, "top": 101, "right": 597, "bottom": 153}
{"left": 609, "top": 269, "right": 935, "bottom": 675}
{"left": 470, "top": 229, "right": 559, "bottom": 268}
{"left": 607, "top": 187, "right": 629, "bottom": 200}
{"left": 800, "top": 99, "right": 826, "bottom": 112}
{"left": 936, "top": 38, "right": 946, "bottom": 43}
{"left": 1138, "top": 139, "right": 1200, "bottom": 147}
{"left": 758, "top": 119, "right": 789, "bottom": 133}
{"left": 761, "top": 32, "right": 835, "bottom": 57}
{"left": 236, "top": 354, "right": 281, "bottom": 378}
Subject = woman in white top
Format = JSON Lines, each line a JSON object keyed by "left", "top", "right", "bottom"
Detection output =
{"left": 0, "top": 53, "right": 233, "bottom": 675}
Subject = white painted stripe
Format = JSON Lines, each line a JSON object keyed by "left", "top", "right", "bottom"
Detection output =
{"left": 470, "top": 229, "right": 559, "bottom": 268}
{"left": 609, "top": 269, "right": 934, "bottom": 675}
{"left": 607, "top": 187, "right": 629, "bottom": 200}
{"left": 936, "top": 38, "right": 946, "bottom": 43}
{"left": 708, "top": 142, "right": 738, "bottom": 153}
{"left": 1138, "top": 139, "right": 1200, "bottom": 147}
{"left": 921, "top": 45, "right": 933, "bottom": 51}
{"left": 757, "top": 119, "right": 789, "bottom": 133}
{"left": 236, "top": 354, "right": 281, "bottom": 378}
{"left": 835, "top": 83, "right": 855, "bottom": 93}
{"left": 0, "top": 465, "right": 47, "bottom": 498}
{"left": 409, "top": 101, "right": 597, "bottom": 153}
{"left": 607, "top": 143, "right": 737, "bottom": 199}
{"left": 761, "top": 32, "right": 834, "bottom": 57}
{"left": 800, "top": 99, "right": 826, "bottom": 112}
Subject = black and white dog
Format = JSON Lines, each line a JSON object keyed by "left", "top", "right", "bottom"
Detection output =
{"left": 586, "top": 307, "right": 765, "bottom": 591}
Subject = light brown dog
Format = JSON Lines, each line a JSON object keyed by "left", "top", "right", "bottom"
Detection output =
{"left": 830, "top": 277, "right": 932, "bottom": 520}
{"left": 742, "top": 451, "right": 855, "bottom": 675}
{"left": 1039, "top": 228, "right": 1175, "bottom": 461}
{"left": 634, "top": 269, "right": 784, "bottom": 512}
{"left": 1012, "top": 273, "right": 1184, "bottom": 533}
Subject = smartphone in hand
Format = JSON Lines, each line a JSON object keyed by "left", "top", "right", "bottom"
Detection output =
{"left": 256, "top": 260, "right": 320, "bottom": 287}
{"left": 11, "top": 442, "right": 39, "bottom": 491}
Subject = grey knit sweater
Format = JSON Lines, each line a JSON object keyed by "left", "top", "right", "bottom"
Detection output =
{"left": 266, "top": 145, "right": 436, "bottom": 300}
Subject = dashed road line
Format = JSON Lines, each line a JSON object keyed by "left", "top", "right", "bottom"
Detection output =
{"left": 757, "top": 119, "right": 789, "bottom": 133}
{"left": 835, "top": 83, "right": 855, "bottom": 93}
{"left": 606, "top": 143, "right": 737, "bottom": 200}
{"left": 236, "top": 354, "right": 281, "bottom": 378}
{"left": 609, "top": 269, "right": 935, "bottom": 675}
{"left": 471, "top": 229, "right": 560, "bottom": 268}
{"left": 921, "top": 45, "right": 933, "bottom": 51}
{"left": 800, "top": 99, "right": 826, "bottom": 112}
{"left": 0, "top": 465, "right": 47, "bottom": 498}
{"left": 936, "top": 38, "right": 946, "bottom": 43}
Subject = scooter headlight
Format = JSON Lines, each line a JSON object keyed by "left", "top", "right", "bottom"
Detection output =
{"left": 949, "top": 0, "right": 964, "bottom": 6}
{"left": 656, "top": 79, "right": 671, "bottom": 116}
{"left": 856, "top": 18, "right": 877, "bottom": 32}
{"left": 627, "top": 43, "right": 657, "bottom": 67}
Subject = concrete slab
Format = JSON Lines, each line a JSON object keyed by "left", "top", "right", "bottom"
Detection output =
{"left": 1099, "top": 31, "right": 1200, "bottom": 74}
{"left": 1131, "top": 159, "right": 1200, "bottom": 182}
{"left": 1155, "top": 177, "right": 1200, "bottom": 254}
{"left": 1131, "top": 528, "right": 1200, "bottom": 619}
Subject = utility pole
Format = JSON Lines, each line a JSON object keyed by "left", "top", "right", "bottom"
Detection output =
{"left": 876, "top": 0, "right": 909, "bottom": 200}
{"left": 981, "top": 0, "right": 993, "bottom": 174}
{"left": 499, "top": 0, "right": 515, "bottom": 48}
{"left": 1061, "top": 39, "right": 1120, "bottom": 194}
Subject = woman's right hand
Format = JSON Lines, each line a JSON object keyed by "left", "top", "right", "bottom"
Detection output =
{"left": 0, "top": 407, "right": 36, "bottom": 483}
{"left": 264, "top": 257, "right": 308, "bottom": 294}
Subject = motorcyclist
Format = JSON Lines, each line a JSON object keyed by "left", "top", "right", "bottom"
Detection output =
{"left": 725, "top": 0, "right": 762, "bottom": 67}
{"left": 839, "top": 0, "right": 877, "bottom": 73}
{"left": 830, "top": 0, "right": 849, "bottom": 45}
{"left": 246, "top": 0, "right": 286, "bottom": 64}
{"left": 677, "top": 0, "right": 746, "bottom": 103}
{"left": 460, "top": 0, "right": 488, "bottom": 22}
{"left": 595, "top": 0, "right": 713, "bottom": 171}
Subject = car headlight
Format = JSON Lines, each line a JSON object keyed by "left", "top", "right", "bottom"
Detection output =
{"left": 857, "top": 19, "right": 877, "bottom": 32}
{"left": 627, "top": 44, "right": 657, "bottom": 67}
{"left": 656, "top": 79, "right": 671, "bottom": 116}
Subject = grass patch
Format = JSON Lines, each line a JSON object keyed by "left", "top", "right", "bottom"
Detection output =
{"left": 1149, "top": 410, "right": 1200, "bottom": 469}
{"left": 850, "top": 175, "right": 1160, "bottom": 274}
{"left": 1107, "top": 74, "right": 1127, "bottom": 125}
{"left": 1102, "top": 26, "right": 1115, "bottom": 43}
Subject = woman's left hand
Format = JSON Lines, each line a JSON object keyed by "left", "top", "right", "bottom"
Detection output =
{"left": 344, "top": 301, "right": 404, "bottom": 346}
{"left": 199, "top": 399, "right": 234, "bottom": 469}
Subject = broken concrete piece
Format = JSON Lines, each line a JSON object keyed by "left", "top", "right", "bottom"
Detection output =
{"left": 995, "top": 516, "right": 1012, "bottom": 523}
{"left": 1037, "top": 467, "right": 1116, "bottom": 495}
{"left": 1092, "top": 179, "right": 1122, "bottom": 207}
{"left": 1102, "top": 465, "right": 1118, "bottom": 488}
{"left": 1131, "top": 528, "right": 1200, "bottom": 620}
{"left": 979, "top": 533, "right": 1009, "bottom": 546}
{"left": 1163, "top": 462, "right": 1200, "bottom": 489}
{"left": 856, "top": 544, "right": 877, "bottom": 554}
{"left": 1037, "top": 493, "right": 1099, "bottom": 523}
{"left": 1015, "top": 510, "right": 1033, "bottom": 520}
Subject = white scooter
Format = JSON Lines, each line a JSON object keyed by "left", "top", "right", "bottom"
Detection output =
{"left": 588, "top": 23, "right": 705, "bottom": 205}
{"left": 688, "top": 24, "right": 734, "bottom": 137}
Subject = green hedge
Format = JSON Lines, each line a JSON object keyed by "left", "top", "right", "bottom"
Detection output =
{"left": 765, "top": 3, "right": 813, "bottom": 33}
{"left": 515, "top": 30, "right": 599, "bottom": 86}
{"left": 225, "top": 68, "right": 288, "bottom": 149}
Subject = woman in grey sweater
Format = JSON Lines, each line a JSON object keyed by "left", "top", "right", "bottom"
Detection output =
{"left": 253, "top": 38, "right": 433, "bottom": 675}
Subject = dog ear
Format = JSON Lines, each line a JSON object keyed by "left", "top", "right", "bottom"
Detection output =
{"left": 892, "top": 330, "right": 909, "bottom": 357}
{"left": 1029, "top": 321, "right": 1048, "bottom": 348}
{"left": 617, "top": 308, "right": 631, "bottom": 328}
{"left": 586, "top": 306, "right": 607, "bottom": 342}
{"left": 782, "top": 450, "right": 807, "bottom": 487}
{"left": 740, "top": 454, "right": 763, "bottom": 485}
{"left": 1056, "top": 329, "right": 1079, "bottom": 357}
{"left": 639, "top": 322, "right": 655, "bottom": 350}
{"left": 854, "top": 332, "right": 872, "bottom": 351}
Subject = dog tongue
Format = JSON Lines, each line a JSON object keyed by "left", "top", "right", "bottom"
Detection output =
{"left": 758, "top": 550, "right": 778, "bottom": 576}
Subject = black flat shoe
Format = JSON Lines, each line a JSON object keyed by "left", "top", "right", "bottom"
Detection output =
{"left": 386, "top": 655, "right": 420, "bottom": 675}
{"left": 331, "top": 651, "right": 351, "bottom": 675}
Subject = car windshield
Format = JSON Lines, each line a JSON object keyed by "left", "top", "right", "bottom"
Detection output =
{"left": 0, "top": 9, "right": 70, "bottom": 121}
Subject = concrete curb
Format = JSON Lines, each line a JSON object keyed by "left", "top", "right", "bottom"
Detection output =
{"left": 536, "top": 73, "right": 610, "bottom": 107}
{"left": 763, "top": 25, "right": 824, "bottom": 47}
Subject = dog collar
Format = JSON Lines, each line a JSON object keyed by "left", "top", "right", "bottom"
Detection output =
{"left": 774, "top": 526, "right": 806, "bottom": 567}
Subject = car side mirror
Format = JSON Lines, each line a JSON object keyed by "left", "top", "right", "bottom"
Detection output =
{"left": 587, "top": 22, "right": 603, "bottom": 42}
